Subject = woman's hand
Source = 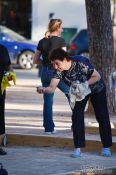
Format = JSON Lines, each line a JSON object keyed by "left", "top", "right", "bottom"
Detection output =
{"left": 36, "top": 86, "right": 45, "bottom": 94}
{"left": 7, "top": 76, "right": 13, "bottom": 81}
{"left": 88, "top": 69, "right": 101, "bottom": 85}
{"left": 36, "top": 78, "right": 60, "bottom": 94}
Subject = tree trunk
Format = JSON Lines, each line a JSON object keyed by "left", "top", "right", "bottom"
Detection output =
{"left": 112, "top": 0, "right": 116, "bottom": 25}
{"left": 85, "top": 0, "right": 116, "bottom": 114}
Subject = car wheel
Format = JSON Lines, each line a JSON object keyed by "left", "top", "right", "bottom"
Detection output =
{"left": 18, "top": 50, "right": 34, "bottom": 69}
{"left": 80, "top": 52, "right": 89, "bottom": 58}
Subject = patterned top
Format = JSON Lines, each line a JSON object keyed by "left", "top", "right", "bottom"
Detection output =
{"left": 53, "top": 55, "right": 105, "bottom": 94}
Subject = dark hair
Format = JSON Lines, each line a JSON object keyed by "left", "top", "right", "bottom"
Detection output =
{"left": 49, "top": 48, "right": 70, "bottom": 62}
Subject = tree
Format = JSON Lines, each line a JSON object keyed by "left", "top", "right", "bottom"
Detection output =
{"left": 112, "top": 0, "right": 116, "bottom": 67}
{"left": 85, "top": 0, "right": 116, "bottom": 114}
{"left": 112, "top": 0, "right": 116, "bottom": 25}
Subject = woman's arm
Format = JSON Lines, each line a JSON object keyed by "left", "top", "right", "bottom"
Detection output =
{"left": 88, "top": 69, "right": 101, "bottom": 85}
{"left": 37, "top": 78, "right": 60, "bottom": 94}
{"left": 33, "top": 50, "right": 41, "bottom": 64}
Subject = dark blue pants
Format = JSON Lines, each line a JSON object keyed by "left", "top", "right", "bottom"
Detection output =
{"left": 0, "top": 91, "right": 5, "bottom": 135}
{"left": 72, "top": 88, "right": 112, "bottom": 148}
{"left": 41, "top": 66, "right": 70, "bottom": 132}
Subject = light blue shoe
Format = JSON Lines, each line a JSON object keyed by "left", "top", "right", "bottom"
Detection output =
{"left": 45, "top": 130, "right": 56, "bottom": 135}
{"left": 101, "top": 148, "right": 111, "bottom": 157}
{"left": 71, "top": 149, "right": 81, "bottom": 158}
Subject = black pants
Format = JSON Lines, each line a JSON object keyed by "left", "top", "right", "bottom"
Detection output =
{"left": 0, "top": 91, "right": 5, "bottom": 135}
{"left": 72, "top": 88, "right": 112, "bottom": 148}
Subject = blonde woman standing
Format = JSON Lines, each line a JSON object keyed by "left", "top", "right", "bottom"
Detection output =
{"left": 33, "top": 19, "right": 70, "bottom": 134}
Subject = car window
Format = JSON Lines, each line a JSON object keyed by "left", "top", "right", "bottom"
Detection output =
{"left": 72, "top": 30, "right": 88, "bottom": 45}
{"left": 0, "top": 32, "right": 13, "bottom": 41}
{"left": 76, "top": 30, "right": 88, "bottom": 40}
{"left": 0, "top": 25, "right": 26, "bottom": 42}
{"left": 0, "top": 33, "right": 3, "bottom": 40}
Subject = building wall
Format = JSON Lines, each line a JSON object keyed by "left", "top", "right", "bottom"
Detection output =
{"left": 32, "top": 0, "right": 87, "bottom": 41}
{"left": 0, "top": 0, "right": 31, "bottom": 38}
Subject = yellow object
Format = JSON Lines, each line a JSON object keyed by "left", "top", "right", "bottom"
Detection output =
{"left": 1, "top": 71, "right": 16, "bottom": 94}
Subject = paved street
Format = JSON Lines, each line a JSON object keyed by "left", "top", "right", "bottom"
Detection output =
{"left": 1, "top": 146, "right": 116, "bottom": 175}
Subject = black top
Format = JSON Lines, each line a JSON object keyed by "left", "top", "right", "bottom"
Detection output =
{"left": 37, "top": 36, "right": 66, "bottom": 66}
{"left": 0, "top": 44, "right": 11, "bottom": 94}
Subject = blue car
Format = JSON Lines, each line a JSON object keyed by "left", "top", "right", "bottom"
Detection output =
{"left": 0, "top": 25, "right": 37, "bottom": 69}
{"left": 68, "top": 29, "right": 89, "bottom": 57}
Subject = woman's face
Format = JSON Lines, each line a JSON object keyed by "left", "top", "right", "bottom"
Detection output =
{"left": 58, "top": 25, "right": 63, "bottom": 36}
{"left": 52, "top": 58, "right": 70, "bottom": 72}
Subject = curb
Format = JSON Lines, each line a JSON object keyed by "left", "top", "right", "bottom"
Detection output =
{"left": 85, "top": 126, "right": 116, "bottom": 136}
{"left": 7, "top": 133, "right": 116, "bottom": 152}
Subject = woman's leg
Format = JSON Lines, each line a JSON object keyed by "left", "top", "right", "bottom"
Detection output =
{"left": 72, "top": 96, "right": 89, "bottom": 148}
{"left": 91, "top": 89, "right": 112, "bottom": 148}
{"left": 57, "top": 80, "right": 71, "bottom": 108}
{"left": 41, "top": 67, "right": 55, "bottom": 132}
{"left": 0, "top": 91, "right": 7, "bottom": 155}
{"left": 43, "top": 92, "right": 54, "bottom": 132}
{"left": 0, "top": 92, "right": 5, "bottom": 135}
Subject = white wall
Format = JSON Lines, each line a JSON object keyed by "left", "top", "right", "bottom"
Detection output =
{"left": 32, "top": 0, "right": 87, "bottom": 41}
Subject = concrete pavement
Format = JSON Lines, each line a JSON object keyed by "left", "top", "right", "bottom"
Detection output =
{"left": 1, "top": 146, "right": 116, "bottom": 175}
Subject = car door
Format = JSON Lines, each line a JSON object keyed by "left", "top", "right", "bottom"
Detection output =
{"left": 0, "top": 32, "right": 17, "bottom": 63}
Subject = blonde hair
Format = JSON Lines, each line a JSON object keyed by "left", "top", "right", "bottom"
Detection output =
{"left": 44, "top": 31, "right": 50, "bottom": 38}
{"left": 48, "top": 19, "right": 62, "bottom": 33}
